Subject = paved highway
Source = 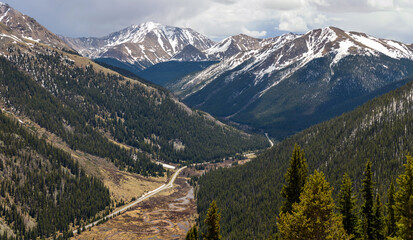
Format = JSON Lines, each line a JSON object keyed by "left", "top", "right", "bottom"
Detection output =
{"left": 265, "top": 133, "right": 274, "bottom": 147}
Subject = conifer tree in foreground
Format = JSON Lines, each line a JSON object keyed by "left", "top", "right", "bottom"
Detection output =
{"left": 394, "top": 155, "right": 413, "bottom": 240}
{"left": 203, "top": 200, "right": 221, "bottom": 240}
{"left": 337, "top": 173, "right": 358, "bottom": 237}
{"left": 360, "top": 160, "right": 375, "bottom": 240}
{"left": 280, "top": 144, "right": 308, "bottom": 213}
{"left": 372, "top": 194, "right": 385, "bottom": 240}
{"left": 186, "top": 224, "right": 199, "bottom": 240}
{"left": 386, "top": 180, "right": 397, "bottom": 237}
{"left": 277, "top": 170, "right": 350, "bottom": 240}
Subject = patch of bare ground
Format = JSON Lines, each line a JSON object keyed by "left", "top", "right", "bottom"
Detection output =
{"left": 73, "top": 175, "right": 196, "bottom": 240}
{"left": 188, "top": 152, "right": 257, "bottom": 176}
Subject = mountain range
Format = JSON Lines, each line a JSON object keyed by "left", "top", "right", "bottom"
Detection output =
{"left": 175, "top": 27, "right": 413, "bottom": 138}
{"left": 66, "top": 21, "right": 413, "bottom": 139}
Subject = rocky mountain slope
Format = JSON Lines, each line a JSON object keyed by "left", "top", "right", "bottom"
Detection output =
{"left": 62, "top": 22, "right": 215, "bottom": 70}
{"left": 204, "top": 34, "right": 269, "bottom": 60}
{"left": 0, "top": 2, "right": 71, "bottom": 50}
{"left": 175, "top": 27, "right": 413, "bottom": 139}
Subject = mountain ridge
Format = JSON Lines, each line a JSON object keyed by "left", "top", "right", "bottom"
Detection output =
{"left": 0, "top": 2, "right": 71, "bottom": 50}
{"left": 173, "top": 26, "right": 413, "bottom": 138}
{"left": 62, "top": 21, "right": 215, "bottom": 70}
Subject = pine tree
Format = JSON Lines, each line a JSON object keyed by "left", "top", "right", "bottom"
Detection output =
{"left": 386, "top": 180, "right": 397, "bottom": 237}
{"left": 394, "top": 155, "right": 413, "bottom": 240}
{"left": 360, "top": 160, "right": 375, "bottom": 240}
{"left": 277, "top": 170, "right": 350, "bottom": 240}
{"left": 337, "top": 173, "right": 358, "bottom": 237}
{"left": 203, "top": 200, "right": 221, "bottom": 240}
{"left": 280, "top": 144, "right": 308, "bottom": 213}
{"left": 372, "top": 194, "right": 385, "bottom": 240}
{"left": 186, "top": 224, "right": 199, "bottom": 240}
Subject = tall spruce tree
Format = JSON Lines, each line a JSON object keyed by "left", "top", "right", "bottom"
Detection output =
{"left": 280, "top": 144, "right": 308, "bottom": 213}
{"left": 338, "top": 173, "right": 358, "bottom": 237}
{"left": 277, "top": 170, "right": 349, "bottom": 240}
{"left": 203, "top": 200, "right": 221, "bottom": 240}
{"left": 386, "top": 180, "right": 397, "bottom": 237}
{"left": 394, "top": 155, "right": 413, "bottom": 240}
{"left": 360, "top": 160, "right": 375, "bottom": 240}
{"left": 186, "top": 224, "right": 199, "bottom": 240}
{"left": 372, "top": 194, "right": 385, "bottom": 240}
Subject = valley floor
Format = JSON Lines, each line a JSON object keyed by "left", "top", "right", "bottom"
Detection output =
{"left": 73, "top": 171, "right": 196, "bottom": 240}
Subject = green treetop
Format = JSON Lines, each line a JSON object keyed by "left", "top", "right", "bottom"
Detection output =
{"left": 203, "top": 200, "right": 222, "bottom": 240}
{"left": 186, "top": 224, "right": 199, "bottom": 240}
{"left": 386, "top": 180, "right": 397, "bottom": 237}
{"left": 337, "top": 173, "right": 358, "bottom": 237}
{"left": 277, "top": 170, "right": 350, "bottom": 240}
{"left": 280, "top": 144, "right": 308, "bottom": 213}
{"left": 394, "top": 155, "right": 413, "bottom": 240}
{"left": 360, "top": 160, "right": 375, "bottom": 240}
{"left": 372, "top": 194, "right": 385, "bottom": 240}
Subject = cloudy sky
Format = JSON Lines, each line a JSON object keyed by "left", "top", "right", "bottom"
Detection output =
{"left": 5, "top": 0, "right": 413, "bottom": 42}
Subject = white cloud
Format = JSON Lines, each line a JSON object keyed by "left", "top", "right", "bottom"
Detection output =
{"left": 367, "top": 0, "right": 394, "bottom": 9}
{"left": 278, "top": 12, "right": 308, "bottom": 32}
{"left": 260, "top": 0, "right": 304, "bottom": 10}
{"left": 241, "top": 27, "right": 267, "bottom": 38}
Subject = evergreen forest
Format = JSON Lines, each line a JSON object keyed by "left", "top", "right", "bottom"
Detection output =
{"left": 196, "top": 76, "right": 413, "bottom": 239}
{"left": 0, "top": 110, "right": 110, "bottom": 239}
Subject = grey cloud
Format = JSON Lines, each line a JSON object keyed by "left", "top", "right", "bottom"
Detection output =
{"left": 7, "top": 0, "right": 210, "bottom": 37}
{"left": 4, "top": 0, "right": 413, "bottom": 43}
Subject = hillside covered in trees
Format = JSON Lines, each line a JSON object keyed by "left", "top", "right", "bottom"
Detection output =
{"left": 196, "top": 76, "right": 413, "bottom": 239}
{"left": 0, "top": 43, "right": 268, "bottom": 175}
{"left": 0, "top": 110, "right": 110, "bottom": 239}
{"left": 193, "top": 145, "right": 413, "bottom": 239}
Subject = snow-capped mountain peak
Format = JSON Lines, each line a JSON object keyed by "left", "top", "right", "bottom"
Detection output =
{"left": 63, "top": 22, "right": 215, "bottom": 70}
{"left": 299, "top": 26, "right": 413, "bottom": 65}
{"left": 171, "top": 26, "right": 413, "bottom": 130}
{"left": 205, "top": 34, "right": 266, "bottom": 60}
{"left": 173, "top": 26, "right": 413, "bottom": 139}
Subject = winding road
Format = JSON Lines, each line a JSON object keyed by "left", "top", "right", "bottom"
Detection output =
{"left": 73, "top": 166, "right": 186, "bottom": 235}
{"left": 265, "top": 133, "right": 274, "bottom": 147}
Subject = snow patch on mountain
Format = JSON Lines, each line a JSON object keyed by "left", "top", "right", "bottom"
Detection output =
{"left": 63, "top": 22, "right": 215, "bottom": 69}
{"left": 175, "top": 26, "right": 413, "bottom": 105}
{"left": 349, "top": 33, "right": 413, "bottom": 60}
{"left": 0, "top": 33, "right": 22, "bottom": 43}
{"left": 332, "top": 39, "right": 356, "bottom": 64}
{"left": 0, "top": 7, "right": 9, "bottom": 21}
